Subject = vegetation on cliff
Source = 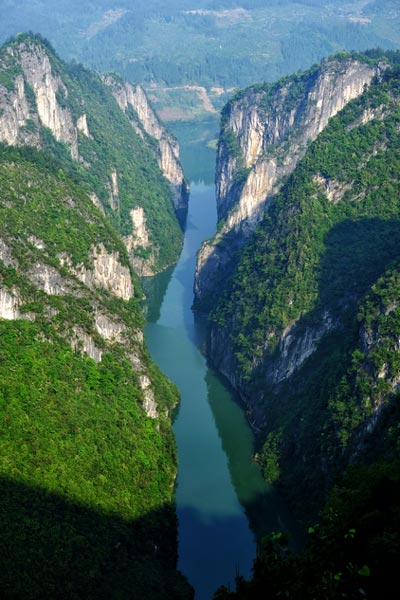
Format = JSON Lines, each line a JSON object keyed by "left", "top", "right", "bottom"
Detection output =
{"left": 0, "top": 71, "right": 191, "bottom": 599}
{"left": 0, "top": 33, "right": 183, "bottom": 273}
{"left": 210, "top": 56, "right": 400, "bottom": 518}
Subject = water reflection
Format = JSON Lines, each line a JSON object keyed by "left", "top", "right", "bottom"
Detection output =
{"left": 205, "top": 369, "right": 302, "bottom": 548}
{"left": 142, "top": 266, "right": 174, "bottom": 324}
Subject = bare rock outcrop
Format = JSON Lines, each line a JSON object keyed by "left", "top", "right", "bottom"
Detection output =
{"left": 195, "top": 58, "right": 382, "bottom": 307}
{"left": 103, "top": 76, "right": 188, "bottom": 219}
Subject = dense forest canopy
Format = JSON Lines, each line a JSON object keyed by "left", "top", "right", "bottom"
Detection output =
{"left": 0, "top": 1, "right": 398, "bottom": 97}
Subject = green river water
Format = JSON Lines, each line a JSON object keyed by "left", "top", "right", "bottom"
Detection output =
{"left": 144, "top": 151, "right": 299, "bottom": 599}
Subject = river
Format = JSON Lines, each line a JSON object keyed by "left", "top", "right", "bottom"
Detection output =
{"left": 145, "top": 172, "right": 299, "bottom": 599}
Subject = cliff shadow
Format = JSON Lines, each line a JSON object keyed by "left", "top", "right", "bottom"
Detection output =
{"left": 317, "top": 217, "right": 400, "bottom": 312}
{"left": 0, "top": 475, "right": 193, "bottom": 600}
{"left": 177, "top": 504, "right": 255, "bottom": 600}
{"left": 273, "top": 216, "right": 400, "bottom": 359}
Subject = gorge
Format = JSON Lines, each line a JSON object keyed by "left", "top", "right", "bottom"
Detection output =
{"left": 0, "top": 24, "right": 400, "bottom": 600}
{"left": 144, "top": 180, "right": 300, "bottom": 600}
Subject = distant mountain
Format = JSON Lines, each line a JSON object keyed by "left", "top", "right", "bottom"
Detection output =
{"left": 0, "top": 1, "right": 399, "bottom": 121}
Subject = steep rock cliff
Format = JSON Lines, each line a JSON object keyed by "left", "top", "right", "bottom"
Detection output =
{"left": 0, "top": 40, "right": 81, "bottom": 158}
{"left": 103, "top": 76, "right": 189, "bottom": 223}
{"left": 205, "top": 56, "right": 400, "bottom": 517}
{"left": 0, "top": 34, "right": 184, "bottom": 275}
{"left": 0, "top": 155, "right": 158, "bottom": 415}
{"left": 194, "top": 55, "right": 383, "bottom": 309}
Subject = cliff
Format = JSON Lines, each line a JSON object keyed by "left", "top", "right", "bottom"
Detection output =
{"left": 0, "top": 34, "right": 184, "bottom": 275}
{"left": 204, "top": 54, "right": 400, "bottom": 517}
{"left": 103, "top": 76, "right": 189, "bottom": 224}
{"left": 194, "top": 55, "right": 383, "bottom": 309}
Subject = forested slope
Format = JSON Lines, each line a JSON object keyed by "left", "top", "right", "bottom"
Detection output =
{"left": 208, "top": 50, "right": 400, "bottom": 600}
{"left": 0, "top": 35, "right": 192, "bottom": 599}
{"left": 0, "top": 34, "right": 186, "bottom": 274}
{"left": 206, "top": 54, "right": 400, "bottom": 515}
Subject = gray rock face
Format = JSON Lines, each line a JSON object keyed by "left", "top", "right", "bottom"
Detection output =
{"left": 0, "top": 42, "right": 82, "bottom": 158}
{"left": 57, "top": 244, "right": 134, "bottom": 301}
{"left": 195, "top": 58, "right": 381, "bottom": 307}
{"left": 270, "top": 312, "right": 336, "bottom": 384}
{"left": 0, "top": 288, "right": 23, "bottom": 320}
{"left": 0, "top": 39, "right": 184, "bottom": 278}
{"left": 0, "top": 238, "right": 15, "bottom": 267}
{"left": 208, "top": 310, "right": 335, "bottom": 395}
{"left": 124, "top": 207, "right": 154, "bottom": 277}
{"left": 103, "top": 76, "right": 189, "bottom": 220}
{"left": 29, "top": 262, "right": 70, "bottom": 296}
{"left": 0, "top": 73, "right": 38, "bottom": 147}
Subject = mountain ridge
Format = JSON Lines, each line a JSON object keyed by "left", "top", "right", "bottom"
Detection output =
{"left": 0, "top": 33, "right": 187, "bottom": 275}
{"left": 198, "top": 52, "right": 400, "bottom": 519}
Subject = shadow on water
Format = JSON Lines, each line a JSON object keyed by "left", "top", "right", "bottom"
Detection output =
{"left": 0, "top": 471, "right": 298, "bottom": 600}
{"left": 178, "top": 505, "right": 254, "bottom": 600}
{"left": 0, "top": 476, "right": 192, "bottom": 600}
{"left": 204, "top": 368, "right": 304, "bottom": 550}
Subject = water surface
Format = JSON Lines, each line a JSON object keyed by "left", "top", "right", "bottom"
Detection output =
{"left": 145, "top": 182, "right": 298, "bottom": 599}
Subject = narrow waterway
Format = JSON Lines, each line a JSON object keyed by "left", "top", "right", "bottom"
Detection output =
{"left": 145, "top": 182, "right": 299, "bottom": 599}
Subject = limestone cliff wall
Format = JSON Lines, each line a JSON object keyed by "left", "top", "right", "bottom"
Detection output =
{"left": 195, "top": 58, "right": 381, "bottom": 307}
{"left": 58, "top": 244, "right": 134, "bottom": 301}
{"left": 0, "top": 74, "right": 38, "bottom": 147}
{"left": 103, "top": 76, "right": 188, "bottom": 219}
{"left": 0, "top": 42, "right": 90, "bottom": 159}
